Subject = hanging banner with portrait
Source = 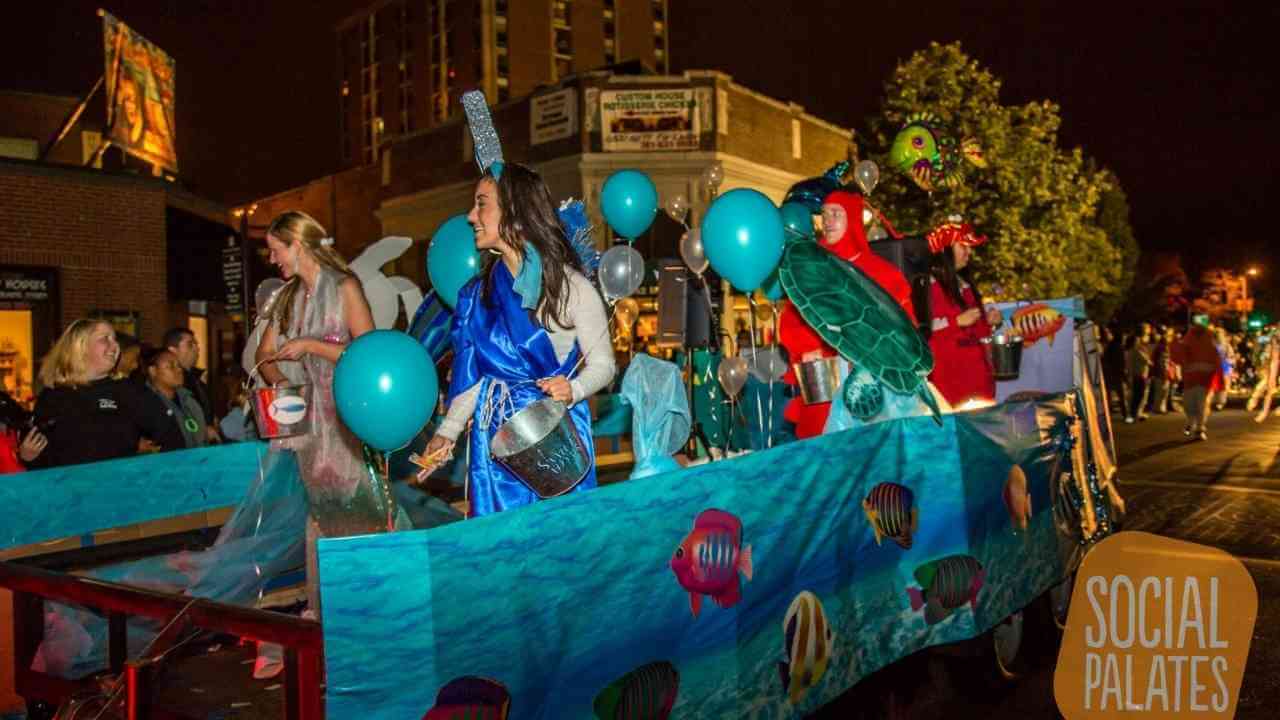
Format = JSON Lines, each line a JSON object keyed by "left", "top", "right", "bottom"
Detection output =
{"left": 102, "top": 11, "right": 178, "bottom": 172}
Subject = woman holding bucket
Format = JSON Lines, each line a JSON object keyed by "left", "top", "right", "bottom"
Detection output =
{"left": 254, "top": 211, "right": 385, "bottom": 610}
{"left": 922, "top": 218, "right": 1003, "bottom": 407}
{"left": 421, "top": 163, "right": 615, "bottom": 516}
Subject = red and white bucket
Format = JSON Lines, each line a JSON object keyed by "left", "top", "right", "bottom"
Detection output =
{"left": 247, "top": 360, "right": 313, "bottom": 439}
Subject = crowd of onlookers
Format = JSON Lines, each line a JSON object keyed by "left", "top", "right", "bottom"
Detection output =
{"left": 0, "top": 322, "right": 255, "bottom": 474}
{"left": 1102, "top": 320, "right": 1278, "bottom": 440}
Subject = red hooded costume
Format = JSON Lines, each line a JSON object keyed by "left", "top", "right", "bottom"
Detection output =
{"left": 779, "top": 190, "right": 916, "bottom": 438}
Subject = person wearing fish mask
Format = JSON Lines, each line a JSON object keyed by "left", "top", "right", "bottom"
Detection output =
{"left": 419, "top": 163, "right": 615, "bottom": 516}
{"left": 921, "top": 218, "right": 1003, "bottom": 406}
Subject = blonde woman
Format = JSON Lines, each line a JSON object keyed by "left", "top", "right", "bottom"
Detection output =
{"left": 29, "top": 319, "right": 162, "bottom": 468}
{"left": 253, "top": 211, "right": 390, "bottom": 614}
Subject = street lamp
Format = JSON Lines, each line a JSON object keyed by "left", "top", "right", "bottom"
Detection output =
{"left": 1248, "top": 266, "right": 1260, "bottom": 277}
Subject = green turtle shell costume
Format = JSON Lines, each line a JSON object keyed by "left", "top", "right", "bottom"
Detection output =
{"left": 778, "top": 237, "right": 942, "bottom": 424}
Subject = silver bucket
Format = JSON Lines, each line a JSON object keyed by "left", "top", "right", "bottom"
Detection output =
{"left": 793, "top": 356, "right": 850, "bottom": 405}
{"left": 981, "top": 334, "right": 1025, "bottom": 381}
{"left": 490, "top": 399, "right": 591, "bottom": 499}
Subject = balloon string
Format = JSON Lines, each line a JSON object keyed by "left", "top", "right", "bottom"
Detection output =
{"left": 747, "top": 295, "right": 766, "bottom": 449}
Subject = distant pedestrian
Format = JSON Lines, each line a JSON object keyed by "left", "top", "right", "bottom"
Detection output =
{"left": 1123, "top": 325, "right": 1153, "bottom": 423}
{"left": 1251, "top": 329, "right": 1280, "bottom": 422}
{"left": 1171, "top": 323, "right": 1222, "bottom": 441}
{"left": 1148, "top": 327, "right": 1175, "bottom": 414}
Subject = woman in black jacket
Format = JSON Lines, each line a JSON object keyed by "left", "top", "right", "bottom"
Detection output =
{"left": 28, "top": 320, "right": 163, "bottom": 468}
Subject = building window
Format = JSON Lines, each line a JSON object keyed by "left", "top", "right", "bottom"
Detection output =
{"left": 553, "top": 2, "right": 572, "bottom": 80}
{"left": 555, "top": 27, "right": 573, "bottom": 55}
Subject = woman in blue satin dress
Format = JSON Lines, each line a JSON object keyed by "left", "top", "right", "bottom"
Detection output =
{"left": 423, "top": 163, "right": 616, "bottom": 516}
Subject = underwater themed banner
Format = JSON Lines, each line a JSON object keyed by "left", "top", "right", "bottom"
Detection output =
{"left": 0, "top": 442, "right": 267, "bottom": 549}
{"left": 319, "top": 397, "right": 1090, "bottom": 719}
{"left": 103, "top": 10, "right": 178, "bottom": 171}
{"left": 991, "top": 297, "right": 1080, "bottom": 402}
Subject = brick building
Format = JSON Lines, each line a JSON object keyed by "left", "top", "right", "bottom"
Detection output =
{"left": 246, "top": 69, "right": 855, "bottom": 284}
{"left": 1, "top": 89, "right": 245, "bottom": 411}
{"left": 337, "top": 0, "right": 670, "bottom": 168}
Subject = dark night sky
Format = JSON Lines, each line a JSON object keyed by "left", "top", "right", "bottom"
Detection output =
{"left": 4, "top": 1, "right": 1278, "bottom": 280}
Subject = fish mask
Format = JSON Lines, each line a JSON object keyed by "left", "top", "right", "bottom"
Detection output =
{"left": 888, "top": 113, "right": 985, "bottom": 192}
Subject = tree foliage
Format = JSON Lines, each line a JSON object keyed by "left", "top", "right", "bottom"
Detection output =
{"left": 862, "top": 42, "right": 1135, "bottom": 319}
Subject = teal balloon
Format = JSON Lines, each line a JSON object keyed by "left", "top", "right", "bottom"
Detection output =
{"left": 334, "top": 330, "right": 438, "bottom": 451}
{"left": 427, "top": 214, "right": 479, "bottom": 308}
{"left": 600, "top": 169, "right": 658, "bottom": 239}
{"left": 779, "top": 201, "right": 814, "bottom": 240}
{"left": 700, "top": 188, "right": 784, "bottom": 292}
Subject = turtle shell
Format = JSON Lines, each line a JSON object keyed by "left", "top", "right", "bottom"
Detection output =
{"left": 779, "top": 239, "right": 935, "bottom": 399}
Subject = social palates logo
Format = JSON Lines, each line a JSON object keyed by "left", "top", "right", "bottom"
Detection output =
{"left": 1054, "top": 532, "right": 1258, "bottom": 718}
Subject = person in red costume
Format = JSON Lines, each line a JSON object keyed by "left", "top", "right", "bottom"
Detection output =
{"left": 779, "top": 189, "right": 917, "bottom": 438}
{"left": 923, "top": 218, "right": 1003, "bottom": 406}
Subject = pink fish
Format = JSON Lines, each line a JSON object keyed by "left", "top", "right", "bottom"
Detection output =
{"left": 670, "top": 509, "right": 754, "bottom": 617}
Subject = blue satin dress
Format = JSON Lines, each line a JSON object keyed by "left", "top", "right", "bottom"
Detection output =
{"left": 447, "top": 263, "right": 597, "bottom": 516}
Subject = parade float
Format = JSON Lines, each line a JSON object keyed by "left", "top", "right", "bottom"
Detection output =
{"left": 0, "top": 97, "right": 1123, "bottom": 719}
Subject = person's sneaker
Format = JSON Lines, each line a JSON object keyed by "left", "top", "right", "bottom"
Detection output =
{"left": 1183, "top": 426, "right": 1193, "bottom": 436}
{"left": 1125, "top": 416, "right": 1135, "bottom": 424}
{"left": 1138, "top": 415, "right": 1148, "bottom": 421}
{"left": 1197, "top": 430, "right": 1208, "bottom": 441}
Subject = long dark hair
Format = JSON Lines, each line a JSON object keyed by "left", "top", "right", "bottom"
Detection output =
{"left": 923, "top": 245, "right": 984, "bottom": 339}
{"left": 479, "top": 163, "right": 584, "bottom": 329}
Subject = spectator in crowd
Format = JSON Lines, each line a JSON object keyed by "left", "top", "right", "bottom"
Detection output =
{"left": 1124, "top": 324, "right": 1153, "bottom": 423}
{"left": 27, "top": 319, "right": 164, "bottom": 468}
{"left": 1172, "top": 321, "right": 1222, "bottom": 441}
{"left": 219, "top": 385, "right": 256, "bottom": 441}
{"left": 1102, "top": 326, "right": 1129, "bottom": 412}
{"left": 1148, "top": 326, "right": 1176, "bottom": 414}
{"left": 113, "top": 333, "right": 142, "bottom": 381}
{"left": 163, "top": 327, "right": 220, "bottom": 443}
{"left": 1211, "top": 327, "right": 1234, "bottom": 410}
{"left": 1251, "top": 328, "right": 1280, "bottom": 422}
{"left": 1, "top": 389, "right": 43, "bottom": 473}
{"left": 139, "top": 347, "right": 210, "bottom": 452}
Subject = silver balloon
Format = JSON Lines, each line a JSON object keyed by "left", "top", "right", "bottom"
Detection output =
{"left": 867, "top": 225, "right": 889, "bottom": 242}
{"left": 665, "top": 193, "right": 690, "bottom": 225}
{"left": 703, "top": 162, "right": 725, "bottom": 192}
{"left": 679, "top": 229, "right": 709, "bottom": 276}
{"left": 254, "top": 278, "right": 285, "bottom": 316}
{"left": 598, "top": 245, "right": 646, "bottom": 300}
{"left": 717, "top": 356, "right": 749, "bottom": 398}
{"left": 746, "top": 347, "right": 788, "bottom": 383}
{"left": 854, "top": 160, "right": 880, "bottom": 195}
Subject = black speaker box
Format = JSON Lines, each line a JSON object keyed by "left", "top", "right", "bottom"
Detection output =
{"left": 870, "top": 235, "right": 933, "bottom": 329}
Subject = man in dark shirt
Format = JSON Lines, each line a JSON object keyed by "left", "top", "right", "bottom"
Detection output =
{"left": 163, "top": 327, "right": 220, "bottom": 443}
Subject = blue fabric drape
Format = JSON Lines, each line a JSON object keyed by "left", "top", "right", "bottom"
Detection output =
{"left": 447, "top": 263, "right": 596, "bottom": 516}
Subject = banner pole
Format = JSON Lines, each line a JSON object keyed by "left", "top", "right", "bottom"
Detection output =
{"left": 40, "top": 76, "right": 104, "bottom": 162}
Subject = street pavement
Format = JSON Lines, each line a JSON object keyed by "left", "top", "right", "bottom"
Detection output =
{"left": 815, "top": 400, "right": 1280, "bottom": 719}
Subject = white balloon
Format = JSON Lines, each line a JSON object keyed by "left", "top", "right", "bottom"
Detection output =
{"left": 746, "top": 347, "right": 788, "bottom": 383}
{"left": 854, "top": 160, "right": 880, "bottom": 195}
{"left": 665, "top": 194, "right": 690, "bottom": 225}
{"left": 679, "top": 229, "right": 709, "bottom": 276}
{"left": 717, "top": 356, "right": 749, "bottom": 398}
{"left": 599, "top": 245, "right": 646, "bottom": 300}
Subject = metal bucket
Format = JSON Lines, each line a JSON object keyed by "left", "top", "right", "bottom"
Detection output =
{"left": 981, "top": 334, "right": 1025, "bottom": 381}
{"left": 490, "top": 399, "right": 591, "bottom": 499}
{"left": 252, "top": 383, "right": 313, "bottom": 439}
{"left": 793, "top": 356, "right": 851, "bottom": 405}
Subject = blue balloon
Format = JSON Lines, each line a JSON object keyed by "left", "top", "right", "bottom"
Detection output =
{"left": 600, "top": 169, "right": 658, "bottom": 239}
{"left": 779, "top": 201, "right": 814, "bottom": 240}
{"left": 700, "top": 188, "right": 784, "bottom": 292}
{"left": 427, "top": 214, "right": 480, "bottom": 308}
{"left": 335, "top": 330, "right": 439, "bottom": 451}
